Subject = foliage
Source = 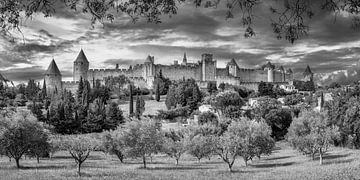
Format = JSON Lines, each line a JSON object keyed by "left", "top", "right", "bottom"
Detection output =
{"left": 258, "top": 82, "right": 274, "bottom": 97}
{"left": 212, "top": 118, "right": 274, "bottom": 171}
{"left": 157, "top": 107, "right": 191, "bottom": 120}
{"left": 25, "top": 79, "right": 40, "bottom": 101}
{"left": 253, "top": 97, "right": 281, "bottom": 120}
{"left": 210, "top": 90, "right": 244, "bottom": 115}
{"left": 287, "top": 110, "right": 340, "bottom": 165}
{"left": 165, "top": 79, "right": 202, "bottom": 111}
{"left": 129, "top": 84, "right": 134, "bottom": 115}
{"left": 162, "top": 129, "right": 188, "bottom": 165}
{"left": 135, "top": 95, "right": 145, "bottom": 118}
{"left": 121, "top": 118, "right": 163, "bottom": 168}
{"left": 264, "top": 108, "right": 293, "bottom": 140}
{"left": 101, "top": 131, "right": 125, "bottom": 162}
{"left": 155, "top": 83, "right": 161, "bottom": 102}
{"left": 284, "top": 94, "right": 304, "bottom": 106}
{"left": 59, "top": 134, "right": 99, "bottom": 175}
{"left": 105, "top": 102, "right": 125, "bottom": 130}
{"left": 0, "top": 110, "right": 49, "bottom": 168}
{"left": 207, "top": 82, "right": 217, "bottom": 94}
{"left": 197, "top": 111, "right": 218, "bottom": 126}
{"left": 293, "top": 80, "right": 315, "bottom": 92}
{"left": 187, "top": 134, "right": 214, "bottom": 162}
{"left": 3, "top": 1, "right": 360, "bottom": 44}
{"left": 153, "top": 70, "right": 171, "bottom": 95}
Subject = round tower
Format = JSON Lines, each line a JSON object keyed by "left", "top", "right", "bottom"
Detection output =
{"left": 73, "top": 49, "right": 89, "bottom": 81}
{"left": 44, "top": 59, "right": 62, "bottom": 94}
{"left": 264, "top": 61, "right": 274, "bottom": 82}
{"left": 227, "top": 58, "right": 238, "bottom": 77}
{"left": 143, "top": 55, "right": 156, "bottom": 88}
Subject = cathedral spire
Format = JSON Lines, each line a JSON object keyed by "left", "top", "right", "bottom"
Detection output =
{"left": 183, "top": 52, "right": 187, "bottom": 64}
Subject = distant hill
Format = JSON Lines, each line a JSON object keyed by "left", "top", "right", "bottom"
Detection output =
{"left": 315, "top": 67, "right": 360, "bottom": 87}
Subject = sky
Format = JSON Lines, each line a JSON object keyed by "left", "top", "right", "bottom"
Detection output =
{"left": 0, "top": 1, "right": 360, "bottom": 84}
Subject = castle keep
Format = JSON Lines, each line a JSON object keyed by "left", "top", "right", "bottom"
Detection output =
{"left": 44, "top": 49, "right": 312, "bottom": 94}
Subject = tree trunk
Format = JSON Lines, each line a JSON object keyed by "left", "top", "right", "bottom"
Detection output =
{"left": 15, "top": 158, "right": 20, "bottom": 168}
{"left": 78, "top": 162, "right": 82, "bottom": 176}
{"left": 143, "top": 156, "right": 147, "bottom": 168}
{"left": 228, "top": 163, "right": 233, "bottom": 172}
{"left": 319, "top": 149, "right": 323, "bottom": 165}
{"left": 312, "top": 152, "right": 315, "bottom": 160}
{"left": 37, "top": 156, "right": 40, "bottom": 163}
{"left": 244, "top": 157, "right": 248, "bottom": 167}
{"left": 198, "top": 158, "right": 201, "bottom": 163}
{"left": 176, "top": 158, "right": 179, "bottom": 165}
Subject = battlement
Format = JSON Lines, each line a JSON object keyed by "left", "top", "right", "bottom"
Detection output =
{"left": 62, "top": 81, "right": 79, "bottom": 85}
{"left": 89, "top": 68, "right": 130, "bottom": 72}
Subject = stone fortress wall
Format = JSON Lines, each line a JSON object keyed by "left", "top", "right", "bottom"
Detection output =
{"left": 45, "top": 49, "right": 307, "bottom": 94}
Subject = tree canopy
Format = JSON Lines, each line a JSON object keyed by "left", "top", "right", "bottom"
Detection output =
{"left": 1, "top": 0, "right": 360, "bottom": 43}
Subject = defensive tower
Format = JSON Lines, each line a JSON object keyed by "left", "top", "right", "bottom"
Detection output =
{"left": 73, "top": 49, "right": 89, "bottom": 81}
{"left": 44, "top": 59, "right": 62, "bottom": 94}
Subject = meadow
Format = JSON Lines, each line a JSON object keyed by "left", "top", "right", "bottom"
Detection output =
{"left": 118, "top": 96, "right": 167, "bottom": 116}
{"left": 1, "top": 142, "right": 359, "bottom": 180}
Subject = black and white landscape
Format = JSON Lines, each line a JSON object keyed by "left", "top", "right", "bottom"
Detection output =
{"left": 0, "top": 1, "right": 360, "bottom": 180}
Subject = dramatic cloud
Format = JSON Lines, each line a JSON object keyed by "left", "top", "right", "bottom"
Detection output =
{"left": 0, "top": 2, "right": 359, "bottom": 84}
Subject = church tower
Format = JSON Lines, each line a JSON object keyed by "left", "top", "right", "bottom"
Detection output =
{"left": 44, "top": 59, "right": 62, "bottom": 94}
{"left": 303, "top": 65, "right": 314, "bottom": 82}
{"left": 73, "top": 49, "right": 89, "bottom": 81}
{"left": 182, "top": 52, "right": 187, "bottom": 65}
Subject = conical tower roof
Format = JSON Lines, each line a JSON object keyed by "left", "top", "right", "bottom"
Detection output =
{"left": 278, "top": 66, "right": 285, "bottom": 71}
{"left": 286, "top": 68, "right": 293, "bottom": 73}
{"left": 227, "top": 58, "right": 238, "bottom": 67}
{"left": 145, "top": 55, "right": 154, "bottom": 64}
{"left": 263, "top": 61, "right": 275, "bottom": 70}
{"left": 74, "top": 49, "right": 89, "bottom": 63}
{"left": 303, "top": 65, "right": 313, "bottom": 76}
{"left": 45, "top": 59, "right": 61, "bottom": 75}
{"left": 183, "top": 52, "right": 187, "bottom": 62}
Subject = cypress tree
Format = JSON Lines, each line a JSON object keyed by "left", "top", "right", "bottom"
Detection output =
{"left": 41, "top": 79, "right": 47, "bottom": 100}
{"left": 77, "top": 77, "right": 84, "bottom": 103}
{"left": 155, "top": 83, "right": 160, "bottom": 102}
{"left": 135, "top": 94, "right": 140, "bottom": 119}
{"left": 129, "top": 84, "right": 134, "bottom": 116}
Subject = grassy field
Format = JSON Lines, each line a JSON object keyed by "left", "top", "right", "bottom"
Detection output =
{"left": 118, "top": 96, "right": 167, "bottom": 116}
{"left": 1, "top": 142, "right": 360, "bottom": 180}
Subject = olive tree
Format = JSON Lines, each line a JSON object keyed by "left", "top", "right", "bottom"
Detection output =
{"left": 287, "top": 110, "right": 340, "bottom": 165}
{"left": 212, "top": 118, "right": 274, "bottom": 171}
{"left": 0, "top": 110, "right": 49, "bottom": 168}
{"left": 60, "top": 135, "right": 99, "bottom": 175}
{"left": 101, "top": 130, "right": 126, "bottom": 163}
{"left": 187, "top": 134, "right": 214, "bottom": 162}
{"left": 162, "top": 129, "right": 188, "bottom": 165}
{"left": 121, "top": 118, "right": 163, "bottom": 168}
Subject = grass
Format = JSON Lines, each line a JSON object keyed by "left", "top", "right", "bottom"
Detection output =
{"left": 1, "top": 142, "right": 360, "bottom": 180}
{"left": 118, "top": 96, "right": 167, "bottom": 116}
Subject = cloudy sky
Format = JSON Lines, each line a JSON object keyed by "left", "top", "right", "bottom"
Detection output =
{"left": 0, "top": 1, "right": 359, "bottom": 83}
